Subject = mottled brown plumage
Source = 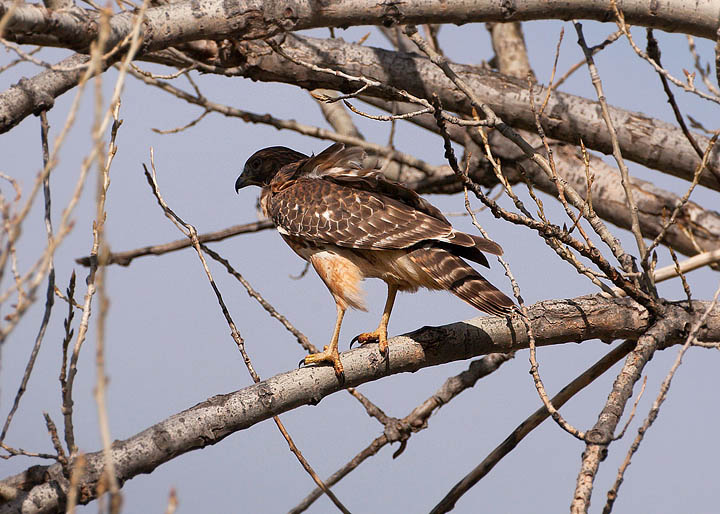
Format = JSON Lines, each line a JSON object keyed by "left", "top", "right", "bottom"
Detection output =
{"left": 236, "top": 143, "right": 514, "bottom": 378}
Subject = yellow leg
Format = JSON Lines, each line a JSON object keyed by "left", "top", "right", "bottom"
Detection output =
{"left": 353, "top": 284, "right": 398, "bottom": 355}
{"left": 304, "top": 303, "right": 346, "bottom": 379}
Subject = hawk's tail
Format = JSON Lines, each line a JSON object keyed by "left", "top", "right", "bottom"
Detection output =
{"left": 408, "top": 247, "right": 514, "bottom": 316}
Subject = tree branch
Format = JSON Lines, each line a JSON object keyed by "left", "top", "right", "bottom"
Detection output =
{"left": 75, "top": 219, "right": 273, "bottom": 266}
{"left": 2, "top": 0, "right": 718, "bottom": 52}
{"left": 363, "top": 97, "right": 720, "bottom": 260}
{"left": 4, "top": 35, "right": 720, "bottom": 195}
{"left": 2, "top": 295, "right": 719, "bottom": 513}
{"left": 570, "top": 307, "right": 682, "bottom": 513}
{"left": 0, "top": 53, "right": 95, "bottom": 134}
{"left": 229, "top": 35, "right": 720, "bottom": 191}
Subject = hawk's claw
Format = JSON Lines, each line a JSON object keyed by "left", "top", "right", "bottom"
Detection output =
{"left": 303, "top": 348, "right": 345, "bottom": 382}
{"left": 351, "top": 329, "right": 388, "bottom": 355}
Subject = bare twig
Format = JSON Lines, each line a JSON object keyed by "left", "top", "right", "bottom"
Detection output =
{"left": 164, "top": 488, "right": 178, "bottom": 514}
{"left": 59, "top": 271, "right": 76, "bottom": 452}
{"left": 92, "top": 99, "right": 122, "bottom": 513}
{"left": 646, "top": 29, "right": 720, "bottom": 184}
{"left": 573, "top": 21, "right": 649, "bottom": 288}
{"left": 570, "top": 312, "right": 680, "bottom": 513}
{"left": 125, "top": 65, "right": 442, "bottom": 177}
{"left": 686, "top": 35, "right": 720, "bottom": 96}
{"left": 0, "top": 442, "right": 57, "bottom": 460}
{"left": 62, "top": 14, "right": 114, "bottom": 459}
{"left": 434, "top": 99, "right": 643, "bottom": 302}
{"left": 611, "top": 249, "right": 720, "bottom": 296}
{"left": 553, "top": 30, "right": 623, "bottom": 90}
{"left": 612, "top": 2, "right": 720, "bottom": 105}
{"left": 198, "top": 244, "right": 313, "bottom": 352}
{"left": 451, "top": 123, "right": 584, "bottom": 441}
{"left": 66, "top": 454, "right": 86, "bottom": 514}
{"left": 267, "top": 36, "right": 432, "bottom": 110}
{"left": 343, "top": 99, "right": 433, "bottom": 121}
{"left": 0, "top": 0, "right": 146, "bottom": 346}
{"left": 612, "top": 376, "right": 646, "bottom": 441}
{"left": 0, "top": 45, "right": 40, "bottom": 73}
{"left": 0, "top": 111, "right": 56, "bottom": 444}
{"left": 130, "top": 62, "right": 197, "bottom": 80}
{"left": 644, "top": 134, "right": 717, "bottom": 263}
{"left": 152, "top": 108, "right": 209, "bottom": 134}
{"left": 42, "top": 413, "right": 67, "bottom": 468}
{"left": 668, "top": 246, "right": 692, "bottom": 306}
{"left": 539, "top": 27, "right": 564, "bottom": 116}
{"left": 76, "top": 220, "right": 274, "bottom": 267}
{"left": 526, "top": 84, "right": 615, "bottom": 295}
{"left": 311, "top": 83, "right": 370, "bottom": 103}
{"left": 471, "top": 121, "right": 615, "bottom": 295}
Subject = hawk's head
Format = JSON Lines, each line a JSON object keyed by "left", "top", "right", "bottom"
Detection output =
{"left": 235, "top": 146, "right": 308, "bottom": 192}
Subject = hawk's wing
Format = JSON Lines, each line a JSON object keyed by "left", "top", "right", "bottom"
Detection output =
{"left": 298, "top": 143, "right": 449, "bottom": 224}
{"left": 268, "top": 176, "right": 502, "bottom": 262}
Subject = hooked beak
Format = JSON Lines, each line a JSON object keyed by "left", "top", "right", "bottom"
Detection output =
{"left": 234, "top": 174, "right": 250, "bottom": 193}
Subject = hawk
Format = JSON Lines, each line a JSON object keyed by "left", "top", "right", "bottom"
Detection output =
{"left": 235, "top": 143, "right": 514, "bottom": 379}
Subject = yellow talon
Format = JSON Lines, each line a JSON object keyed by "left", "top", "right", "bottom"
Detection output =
{"left": 304, "top": 347, "right": 344, "bottom": 378}
{"left": 353, "top": 329, "right": 389, "bottom": 355}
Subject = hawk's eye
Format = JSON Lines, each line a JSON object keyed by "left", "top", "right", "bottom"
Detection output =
{"left": 249, "top": 157, "right": 261, "bottom": 170}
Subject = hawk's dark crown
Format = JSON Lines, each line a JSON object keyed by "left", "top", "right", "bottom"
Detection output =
{"left": 235, "top": 146, "right": 308, "bottom": 191}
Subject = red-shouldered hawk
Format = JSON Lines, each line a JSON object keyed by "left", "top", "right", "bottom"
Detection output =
{"left": 235, "top": 143, "right": 513, "bottom": 379}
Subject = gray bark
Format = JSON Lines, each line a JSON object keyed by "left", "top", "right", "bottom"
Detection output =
{"left": 1, "top": 0, "right": 717, "bottom": 52}
{"left": 2, "top": 295, "right": 719, "bottom": 514}
{"left": 232, "top": 35, "right": 720, "bottom": 191}
{"left": 0, "top": 54, "right": 94, "bottom": 134}
{"left": 2, "top": 25, "right": 719, "bottom": 195}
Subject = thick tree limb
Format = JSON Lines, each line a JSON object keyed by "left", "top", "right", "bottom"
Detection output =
{"left": 2, "top": 0, "right": 718, "bottom": 52}
{"left": 2, "top": 295, "right": 719, "bottom": 513}
{"left": 0, "top": 53, "right": 94, "bottom": 134}
{"left": 3, "top": 37, "right": 720, "bottom": 195}
{"left": 232, "top": 35, "right": 720, "bottom": 191}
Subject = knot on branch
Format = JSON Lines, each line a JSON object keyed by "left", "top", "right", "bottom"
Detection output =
{"left": 17, "top": 78, "right": 55, "bottom": 115}
{"left": 383, "top": 418, "right": 412, "bottom": 458}
{"left": 383, "top": 418, "right": 410, "bottom": 443}
{"left": 280, "top": 6, "right": 298, "bottom": 30}
{"left": 380, "top": 3, "right": 402, "bottom": 27}
{"left": 584, "top": 428, "right": 611, "bottom": 445}
{"left": 499, "top": 0, "right": 518, "bottom": 19}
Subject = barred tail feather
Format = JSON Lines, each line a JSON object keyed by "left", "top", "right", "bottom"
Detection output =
{"left": 408, "top": 247, "right": 514, "bottom": 316}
